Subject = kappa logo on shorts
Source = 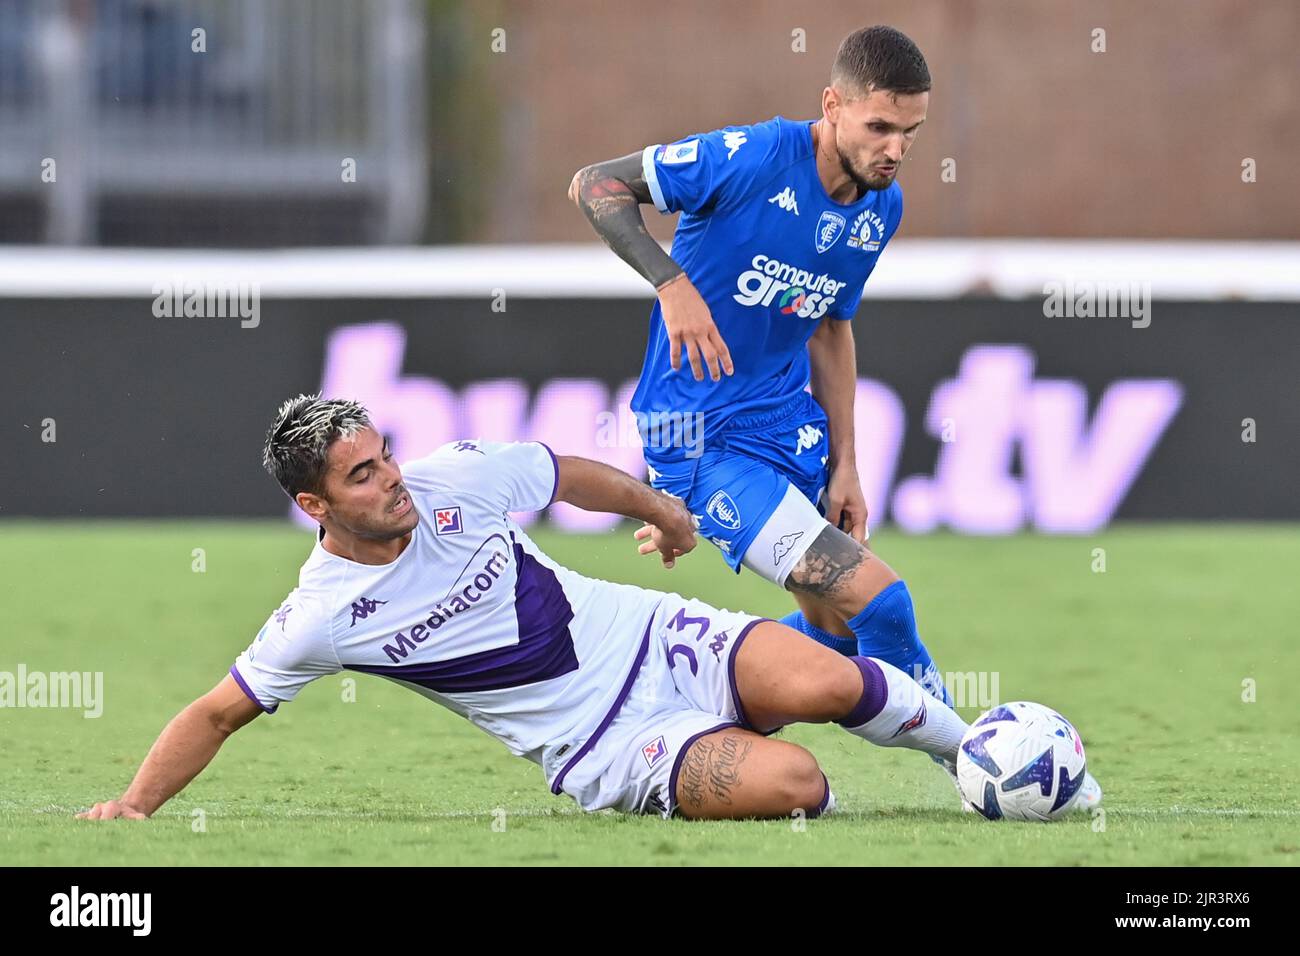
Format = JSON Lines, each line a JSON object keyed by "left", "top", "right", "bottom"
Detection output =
{"left": 435, "top": 507, "right": 463, "bottom": 535}
{"left": 709, "top": 629, "right": 731, "bottom": 662}
{"left": 794, "top": 424, "right": 823, "bottom": 455}
{"left": 773, "top": 531, "right": 804, "bottom": 565}
{"left": 705, "top": 490, "right": 742, "bottom": 531}
{"left": 641, "top": 735, "right": 669, "bottom": 769}
{"left": 891, "top": 702, "right": 928, "bottom": 738}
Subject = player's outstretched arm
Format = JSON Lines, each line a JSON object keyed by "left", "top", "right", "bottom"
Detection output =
{"left": 554, "top": 455, "right": 696, "bottom": 568}
{"left": 76, "top": 674, "right": 263, "bottom": 820}
{"left": 568, "top": 153, "right": 733, "bottom": 381}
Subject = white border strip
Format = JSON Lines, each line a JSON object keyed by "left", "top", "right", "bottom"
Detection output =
{"left": 0, "top": 241, "right": 1296, "bottom": 300}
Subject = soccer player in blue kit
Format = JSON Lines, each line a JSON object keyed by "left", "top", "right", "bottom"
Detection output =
{"left": 571, "top": 24, "right": 1101, "bottom": 809}
{"left": 570, "top": 26, "right": 951, "bottom": 699}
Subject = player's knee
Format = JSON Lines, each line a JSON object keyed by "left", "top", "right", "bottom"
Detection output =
{"left": 823, "top": 657, "right": 866, "bottom": 719}
{"left": 776, "top": 746, "right": 826, "bottom": 815}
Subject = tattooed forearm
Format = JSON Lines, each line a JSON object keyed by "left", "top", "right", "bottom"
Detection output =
{"left": 569, "top": 152, "right": 684, "bottom": 290}
{"left": 786, "top": 526, "right": 868, "bottom": 599}
{"left": 678, "top": 734, "right": 753, "bottom": 809}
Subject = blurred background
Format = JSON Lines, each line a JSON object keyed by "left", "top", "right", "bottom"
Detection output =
{"left": 1, "top": 0, "right": 1297, "bottom": 531}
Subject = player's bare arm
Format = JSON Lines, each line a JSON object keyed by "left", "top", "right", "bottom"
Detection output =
{"left": 555, "top": 454, "right": 696, "bottom": 568}
{"left": 569, "top": 153, "right": 734, "bottom": 382}
{"left": 77, "top": 673, "right": 262, "bottom": 820}
{"left": 808, "top": 315, "right": 869, "bottom": 542}
{"left": 568, "top": 152, "right": 681, "bottom": 290}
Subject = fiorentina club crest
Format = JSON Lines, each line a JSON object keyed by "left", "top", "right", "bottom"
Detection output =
{"left": 641, "top": 735, "right": 668, "bottom": 769}
{"left": 434, "top": 506, "right": 463, "bottom": 535}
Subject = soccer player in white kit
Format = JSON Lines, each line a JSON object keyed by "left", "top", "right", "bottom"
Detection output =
{"left": 78, "top": 395, "right": 970, "bottom": 822}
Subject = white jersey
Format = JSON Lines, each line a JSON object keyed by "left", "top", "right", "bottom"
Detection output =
{"left": 231, "top": 439, "right": 665, "bottom": 790}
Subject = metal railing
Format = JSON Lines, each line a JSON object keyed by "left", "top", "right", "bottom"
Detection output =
{"left": 0, "top": 0, "right": 427, "bottom": 244}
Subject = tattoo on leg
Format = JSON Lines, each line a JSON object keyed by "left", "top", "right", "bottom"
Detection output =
{"left": 678, "top": 734, "right": 753, "bottom": 809}
{"left": 708, "top": 734, "right": 750, "bottom": 803}
{"left": 680, "top": 743, "right": 710, "bottom": 809}
{"left": 786, "top": 526, "right": 868, "bottom": 600}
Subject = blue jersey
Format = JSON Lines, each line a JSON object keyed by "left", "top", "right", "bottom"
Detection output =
{"left": 630, "top": 115, "right": 903, "bottom": 467}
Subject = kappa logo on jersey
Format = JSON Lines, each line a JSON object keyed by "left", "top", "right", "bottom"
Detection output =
{"left": 794, "top": 424, "right": 823, "bottom": 455}
{"left": 705, "top": 490, "right": 742, "bottom": 531}
{"left": 847, "top": 207, "right": 886, "bottom": 252}
{"left": 815, "top": 211, "right": 847, "bottom": 253}
{"left": 733, "top": 254, "right": 848, "bottom": 320}
{"left": 641, "top": 735, "right": 669, "bottom": 769}
{"left": 273, "top": 604, "right": 293, "bottom": 630}
{"left": 435, "top": 506, "right": 463, "bottom": 535}
{"left": 767, "top": 186, "right": 800, "bottom": 216}
{"left": 722, "top": 130, "right": 747, "bottom": 160}
{"left": 350, "top": 596, "right": 388, "bottom": 627}
{"left": 660, "top": 140, "right": 699, "bottom": 165}
{"left": 773, "top": 531, "right": 804, "bottom": 566}
{"left": 453, "top": 440, "right": 483, "bottom": 454}
{"left": 890, "top": 702, "right": 928, "bottom": 738}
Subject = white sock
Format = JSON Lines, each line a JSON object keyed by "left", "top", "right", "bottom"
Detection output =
{"left": 840, "top": 657, "right": 969, "bottom": 761}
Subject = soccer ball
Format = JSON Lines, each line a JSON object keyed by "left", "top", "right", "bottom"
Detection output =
{"left": 957, "top": 701, "right": 1088, "bottom": 821}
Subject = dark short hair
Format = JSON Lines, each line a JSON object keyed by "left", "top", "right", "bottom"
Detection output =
{"left": 831, "top": 25, "right": 930, "bottom": 98}
{"left": 262, "top": 393, "right": 374, "bottom": 498}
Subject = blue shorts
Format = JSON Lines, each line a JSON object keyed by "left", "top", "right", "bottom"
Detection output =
{"left": 646, "top": 391, "right": 830, "bottom": 573}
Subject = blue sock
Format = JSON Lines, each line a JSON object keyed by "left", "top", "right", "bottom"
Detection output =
{"left": 779, "top": 611, "right": 858, "bottom": 657}
{"left": 845, "top": 581, "right": 953, "bottom": 707}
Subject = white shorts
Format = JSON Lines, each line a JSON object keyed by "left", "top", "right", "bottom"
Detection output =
{"left": 549, "top": 594, "right": 775, "bottom": 818}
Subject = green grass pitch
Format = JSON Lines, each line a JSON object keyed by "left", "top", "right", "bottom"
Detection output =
{"left": 3, "top": 521, "right": 1298, "bottom": 865}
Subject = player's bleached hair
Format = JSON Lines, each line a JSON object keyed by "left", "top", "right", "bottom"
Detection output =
{"left": 831, "top": 25, "right": 930, "bottom": 100}
{"left": 262, "top": 393, "right": 373, "bottom": 498}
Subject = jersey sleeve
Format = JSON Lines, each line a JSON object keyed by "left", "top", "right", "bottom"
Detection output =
{"left": 230, "top": 594, "right": 340, "bottom": 713}
{"left": 641, "top": 119, "right": 784, "bottom": 216}
{"left": 478, "top": 440, "right": 559, "bottom": 512}
{"left": 427, "top": 439, "right": 558, "bottom": 513}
